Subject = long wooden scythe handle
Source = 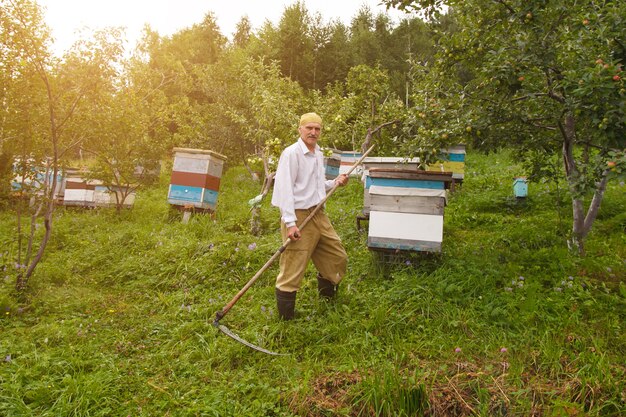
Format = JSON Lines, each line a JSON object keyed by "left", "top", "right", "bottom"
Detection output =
{"left": 214, "top": 143, "right": 376, "bottom": 323}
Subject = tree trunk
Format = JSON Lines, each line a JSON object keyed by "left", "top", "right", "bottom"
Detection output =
{"left": 16, "top": 73, "right": 59, "bottom": 293}
{"left": 16, "top": 168, "right": 56, "bottom": 292}
{"left": 560, "top": 114, "right": 608, "bottom": 256}
{"left": 560, "top": 115, "right": 585, "bottom": 255}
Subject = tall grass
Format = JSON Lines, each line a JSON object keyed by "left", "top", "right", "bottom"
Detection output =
{"left": 1, "top": 149, "right": 624, "bottom": 416}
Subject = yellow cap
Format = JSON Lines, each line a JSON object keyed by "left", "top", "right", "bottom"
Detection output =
{"left": 299, "top": 112, "right": 322, "bottom": 126}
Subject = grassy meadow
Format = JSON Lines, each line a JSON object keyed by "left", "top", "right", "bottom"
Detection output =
{"left": 1, "top": 149, "right": 625, "bottom": 416}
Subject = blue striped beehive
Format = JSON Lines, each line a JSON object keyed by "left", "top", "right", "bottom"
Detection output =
{"left": 366, "top": 169, "right": 453, "bottom": 253}
{"left": 427, "top": 144, "right": 466, "bottom": 182}
{"left": 324, "top": 155, "right": 340, "bottom": 180}
{"left": 331, "top": 149, "right": 364, "bottom": 177}
{"left": 168, "top": 148, "right": 227, "bottom": 211}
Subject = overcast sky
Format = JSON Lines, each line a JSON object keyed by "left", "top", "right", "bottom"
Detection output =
{"left": 36, "top": 0, "right": 410, "bottom": 55}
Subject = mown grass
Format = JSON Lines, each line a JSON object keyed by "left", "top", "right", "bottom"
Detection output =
{"left": 1, "top": 149, "right": 624, "bottom": 416}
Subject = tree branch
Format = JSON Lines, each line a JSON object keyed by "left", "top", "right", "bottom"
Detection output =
{"left": 58, "top": 135, "right": 86, "bottom": 158}
{"left": 575, "top": 140, "right": 614, "bottom": 152}
{"left": 493, "top": 0, "right": 516, "bottom": 15}
{"left": 528, "top": 123, "right": 557, "bottom": 131}
{"left": 547, "top": 89, "right": 566, "bottom": 104}
{"left": 360, "top": 120, "right": 399, "bottom": 154}
{"left": 511, "top": 93, "right": 549, "bottom": 102}
{"left": 583, "top": 172, "right": 610, "bottom": 233}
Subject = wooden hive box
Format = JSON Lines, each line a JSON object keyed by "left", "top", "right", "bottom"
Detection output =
{"left": 93, "top": 183, "right": 136, "bottom": 208}
{"left": 513, "top": 177, "right": 528, "bottom": 198}
{"left": 111, "top": 185, "right": 136, "bottom": 208}
{"left": 427, "top": 144, "right": 466, "bottom": 182}
{"left": 93, "top": 181, "right": 110, "bottom": 206}
{"left": 324, "top": 155, "right": 341, "bottom": 180}
{"left": 366, "top": 169, "right": 453, "bottom": 253}
{"left": 332, "top": 149, "right": 363, "bottom": 177}
{"left": 362, "top": 157, "right": 421, "bottom": 213}
{"left": 167, "top": 147, "right": 227, "bottom": 211}
{"left": 11, "top": 161, "right": 65, "bottom": 201}
{"left": 362, "top": 167, "right": 453, "bottom": 215}
{"left": 362, "top": 156, "right": 420, "bottom": 175}
{"left": 63, "top": 173, "right": 96, "bottom": 207}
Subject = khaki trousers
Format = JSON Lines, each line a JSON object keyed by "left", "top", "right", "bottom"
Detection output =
{"left": 275, "top": 208, "right": 347, "bottom": 292}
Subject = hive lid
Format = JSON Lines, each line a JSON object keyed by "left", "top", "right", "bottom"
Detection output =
{"left": 172, "top": 147, "right": 227, "bottom": 160}
{"left": 369, "top": 168, "right": 454, "bottom": 182}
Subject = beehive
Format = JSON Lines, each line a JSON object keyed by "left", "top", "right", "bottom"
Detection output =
{"left": 366, "top": 169, "right": 453, "bottom": 253}
{"left": 427, "top": 144, "right": 466, "bottom": 182}
{"left": 332, "top": 149, "right": 363, "bottom": 177}
{"left": 324, "top": 154, "right": 341, "bottom": 180}
{"left": 168, "top": 148, "right": 227, "bottom": 211}
{"left": 362, "top": 156, "right": 420, "bottom": 175}
{"left": 362, "top": 157, "right": 421, "bottom": 214}
{"left": 513, "top": 177, "right": 528, "bottom": 198}
{"left": 63, "top": 174, "right": 96, "bottom": 207}
{"left": 93, "top": 183, "right": 136, "bottom": 208}
{"left": 11, "top": 161, "right": 64, "bottom": 202}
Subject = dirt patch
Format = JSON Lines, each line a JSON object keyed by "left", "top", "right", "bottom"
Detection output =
{"left": 289, "top": 370, "right": 364, "bottom": 416}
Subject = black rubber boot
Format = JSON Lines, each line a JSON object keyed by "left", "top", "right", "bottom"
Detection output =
{"left": 275, "top": 288, "right": 297, "bottom": 320}
{"left": 317, "top": 273, "right": 338, "bottom": 299}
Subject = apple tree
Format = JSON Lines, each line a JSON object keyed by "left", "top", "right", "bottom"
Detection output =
{"left": 78, "top": 73, "right": 165, "bottom": 213}
{"left": 1, "top": 0, "right": 126, "bottom": 292}
{"left": 384, "top": 0, "right": 626, "bottom": 254}
{"left": 320, "top": 64, "right": 405, "bottom": 154}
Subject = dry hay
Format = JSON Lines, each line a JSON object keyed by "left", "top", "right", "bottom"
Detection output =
{"left": 288, "top": 370, "right": 364, "bottom": 416}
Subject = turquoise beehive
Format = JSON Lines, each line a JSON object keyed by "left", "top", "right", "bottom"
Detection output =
{"left": 513, "top": 177, "right": 528, "bottom": 198}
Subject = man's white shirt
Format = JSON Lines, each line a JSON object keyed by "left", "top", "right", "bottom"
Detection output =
{"left": 271, "top": 138, "right": 336, "bottom": 227}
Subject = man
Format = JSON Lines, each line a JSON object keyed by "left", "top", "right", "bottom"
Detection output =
{"left": 271, "top": 112, "right": 349, "bottom": 320}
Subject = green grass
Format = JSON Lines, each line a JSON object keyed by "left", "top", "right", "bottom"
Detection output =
{"left": 1, "top": 149, "right": 625, "bottom": 416}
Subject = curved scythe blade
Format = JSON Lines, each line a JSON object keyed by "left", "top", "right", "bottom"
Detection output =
{"left": 215, "top": 323, "right": 288, "bottom": 356}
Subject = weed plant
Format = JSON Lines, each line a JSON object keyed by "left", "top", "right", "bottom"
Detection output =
{"left": 0, "top": 150, "right": 624, "bottom": 416}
